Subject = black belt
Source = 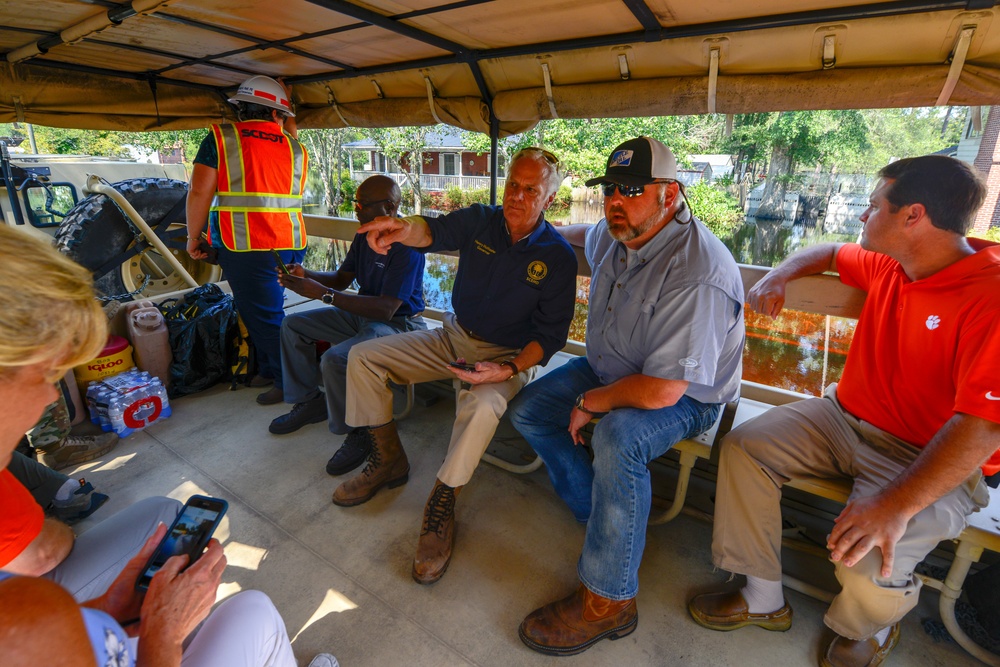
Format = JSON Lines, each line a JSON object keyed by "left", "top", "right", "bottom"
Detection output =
{"left": 458, "top": 320, "right": 488, "bottom": 342}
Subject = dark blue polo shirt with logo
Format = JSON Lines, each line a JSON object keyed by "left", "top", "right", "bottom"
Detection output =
{"left": 422, "top": 204, "right": 576, "bottom": 363}
{"left": 342, "top": 233, "right": 425, "bottom": 317}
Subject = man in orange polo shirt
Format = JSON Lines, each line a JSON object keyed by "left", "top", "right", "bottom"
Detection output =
{"left": 689, "top": 155, "right": 1000, "bottom": 667}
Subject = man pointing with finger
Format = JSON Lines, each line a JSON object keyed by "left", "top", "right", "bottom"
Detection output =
{"left": 690, "top": 155, "right": 1000, "bottom": 667}
{"left": 336, "top": 148, "right": 576, "bottom": 585}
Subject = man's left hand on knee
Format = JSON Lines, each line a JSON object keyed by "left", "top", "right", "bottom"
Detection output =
{"left": 828, "top": 494, "right": 909, "bottom": 576}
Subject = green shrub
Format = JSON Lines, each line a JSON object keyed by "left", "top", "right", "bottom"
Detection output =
{"left": 460, "top": 188, "right": 491, "bottom": 208}
{"left": 685, "top": 181, "right": 744, "bottom": 238}
{"left": 441, "top": 184, "right": 465, "bottom": 211}
{"left": 549, "top": 185, "right": 573, "bottom": 213}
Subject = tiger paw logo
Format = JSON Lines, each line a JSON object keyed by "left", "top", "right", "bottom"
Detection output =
{"left": 925, "top": 315, "right": 941, "bottom": 330}
{"left": 526, "top": 261, "right": 548, "bottom": 285}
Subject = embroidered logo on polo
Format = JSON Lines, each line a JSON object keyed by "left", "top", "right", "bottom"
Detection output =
{"left": 609, "top": 150, "right": 634, "bottom": 167}
{"left": 925, "top": 315, "right": 941, "bottom": 330}
{"left": 526, "top": 261, "right": 548, "bottom": 285}
{"left": 475, "top": 240, "right": 496, "bottom": 255}
{"left": 679, "top": 358, "right": 699, "bottom": 368}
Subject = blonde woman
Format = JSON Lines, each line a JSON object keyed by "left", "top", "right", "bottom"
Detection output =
{"left": 0, "top": 225, "right": 335, "bottom": 667}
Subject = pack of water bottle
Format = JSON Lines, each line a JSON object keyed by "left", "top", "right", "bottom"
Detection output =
{"left": 85, "top": 368, "right": 172, "bottom": 438}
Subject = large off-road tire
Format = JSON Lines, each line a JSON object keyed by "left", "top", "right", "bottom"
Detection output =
{"left": 55, "top": 178, "right": 219, "bottom": 300}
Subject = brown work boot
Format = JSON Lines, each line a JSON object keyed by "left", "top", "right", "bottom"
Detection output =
{"left": 412, "top": 479, "right": 462, "bottom": 585}
{"left": 519, "top": 585, "right": 637, "bottom": 656}
{"left": 332, "top": 422, "right": 409, "bottom": 507}
{"left": 688, "top": 589, "right": 792, "bottom": 632}
{"left": 820, "top": 624, "right": 900, "bottom": 667}
{"left": 37, "top": 433, "right": 120, "bottom": 471}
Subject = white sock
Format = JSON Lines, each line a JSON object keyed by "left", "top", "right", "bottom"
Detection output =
{"left": 54, "top": 478, "right": 80, "bottom": 502}
{"left": 872, "top": 626, "right": 891, "bottom": 645}
{"left": 741, "top": 575, "right": 785, "bottom": 613}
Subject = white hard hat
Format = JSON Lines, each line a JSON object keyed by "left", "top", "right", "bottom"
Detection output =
{"left": 227, "top": 75, "right": 295, "bottom": 117}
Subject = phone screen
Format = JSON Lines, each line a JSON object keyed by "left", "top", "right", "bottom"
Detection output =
{"left": 136, "top": 495, "right": 227, "bottom": 590}
{"left": 271, "top": 249, "right": 291, "bottom": 275}
{"left": 448, "top": 362, "right": 477, "bottom": 372}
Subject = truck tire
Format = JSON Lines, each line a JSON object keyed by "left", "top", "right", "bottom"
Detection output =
{"left": 55, "top": 178, "right": 218, "bottom": 300}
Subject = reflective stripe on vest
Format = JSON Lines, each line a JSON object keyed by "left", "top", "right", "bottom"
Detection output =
{"left": 210, "top": 121, "right": 308, "bottom": 251}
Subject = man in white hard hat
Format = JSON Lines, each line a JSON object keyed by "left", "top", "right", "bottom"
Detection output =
{"left": 186, "top": 75, "right": 309, "bottom": 405}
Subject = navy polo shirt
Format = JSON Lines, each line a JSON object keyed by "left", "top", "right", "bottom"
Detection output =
{"left": 341, "top": 233, "right": 425, "bottom": 317}
{"left": 423, "top": 204, "right": 576, "bottom": 363}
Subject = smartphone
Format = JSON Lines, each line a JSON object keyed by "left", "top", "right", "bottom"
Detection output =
{"left": 448, "top": 361, "right": 478, "bottom": 372}
{"left": 270, "top": 249, "right": 291, "bottom": 275}
{"left": 136, "top": 495, "right": 228, "bottom": 590}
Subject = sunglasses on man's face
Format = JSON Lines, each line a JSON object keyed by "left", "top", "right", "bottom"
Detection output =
{"left": 601, "top": 183, "right": 647, "bottom": 198}
{"left": 601, "top": 180, "right": 677, "bottom": 198}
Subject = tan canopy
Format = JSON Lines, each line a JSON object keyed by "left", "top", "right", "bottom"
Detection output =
{"left": 2, "top": 1, "right": 1000, "bottom": 134}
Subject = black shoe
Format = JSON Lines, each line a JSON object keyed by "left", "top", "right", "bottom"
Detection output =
{"left": 326, "top": 429, "right": 373, "bottom": 476}
{"left": 256, "top": 386, "right": 284, "bottom": 405}
{"left": 269, "top": 397, "right": 328, "bottom": 434}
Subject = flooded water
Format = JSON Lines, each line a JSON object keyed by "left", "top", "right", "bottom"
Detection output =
{"left": 309, "top": 203, "right": 860, "bottom": 397}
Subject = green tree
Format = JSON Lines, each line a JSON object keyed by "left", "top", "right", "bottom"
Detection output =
{"left": 299, "top": 128, "right": 360, "bottom": 215}
{"left": 367, "top": 126, "right": 435, "bottom": 214}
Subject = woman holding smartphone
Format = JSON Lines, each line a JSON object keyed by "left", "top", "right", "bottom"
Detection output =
{"left": 0, "top": 225, "right": 335, "bottom": 667}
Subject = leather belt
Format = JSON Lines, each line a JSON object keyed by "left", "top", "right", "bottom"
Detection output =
{"left": 457, "top": 320, "right": 488, "bottom": 342}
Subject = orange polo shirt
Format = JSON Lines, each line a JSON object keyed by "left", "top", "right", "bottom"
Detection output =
{"left": 0, "top": 468, "right": 44, "bottom": 567}
{"left": 835, "top": 240, "right": 1000, "bottom": 476}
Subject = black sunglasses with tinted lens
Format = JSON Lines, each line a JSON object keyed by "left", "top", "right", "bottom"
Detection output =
{"left": 601, "top": 183, "right": 646, "bottom": 198}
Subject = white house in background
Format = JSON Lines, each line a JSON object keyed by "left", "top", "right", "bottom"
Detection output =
{"left": 345, "top": 128, "right": 503, "bottom": 192}
{"left": 688, "top": 154, "right": 735, "bottom": 181}
{"left": 676, "top": 161, "right": 713, "bottom": 186}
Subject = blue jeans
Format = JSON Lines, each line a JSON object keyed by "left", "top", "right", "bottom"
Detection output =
{"left": 217, "top": 247, "right": 305, "bottom": 389}
{"left": 280, "top": 306, "right": 425, "bottom": 434}
{"left": 509, "top": 356, "right": 721, "bottom": 600}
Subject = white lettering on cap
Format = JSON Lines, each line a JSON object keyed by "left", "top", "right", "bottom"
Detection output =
{"left": 610, "top": 150, "right": 634, "bottom": 167}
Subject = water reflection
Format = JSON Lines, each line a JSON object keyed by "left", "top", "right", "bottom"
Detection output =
{"left": 307, "top": 203, "right": 860, "bottom": 397}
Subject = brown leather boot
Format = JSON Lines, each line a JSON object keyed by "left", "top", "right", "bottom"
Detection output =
{"left": 519, "top": 585, "right": 637, "bottom": 656}
{"left": 412, "top": 479, "right": 462, "bottom": 585}
{"left": 332, "top": 422, "right": 409, "bottom": 507}
{"left": 820, "top": 624, "right": 900, "bottom": 667}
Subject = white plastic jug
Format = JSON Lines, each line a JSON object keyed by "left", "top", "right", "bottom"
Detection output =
{"left": 127, "top": 307, "right": 172, "bottom": 390}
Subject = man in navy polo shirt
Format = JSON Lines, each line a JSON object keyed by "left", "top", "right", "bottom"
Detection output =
{"left": 337, "top": 148, "right": 577, "bottom": 585}
{"left": 269, "top": 176, "right": 427, "bottom": 480}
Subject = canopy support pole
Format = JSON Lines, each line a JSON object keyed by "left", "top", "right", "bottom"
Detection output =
{"left": 490, "top": 112, "right": 499, "bottom": 206}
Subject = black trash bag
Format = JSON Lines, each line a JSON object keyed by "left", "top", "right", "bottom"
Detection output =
{"left": 159, "top": 283, "right": 239, "bottom": 397}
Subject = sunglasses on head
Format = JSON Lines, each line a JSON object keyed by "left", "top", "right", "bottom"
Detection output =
{"left": 517, "top": 147, "right": 560, "bottom": 166}
{"left": 601, "top": 179, "right": 676, "bottom": 198}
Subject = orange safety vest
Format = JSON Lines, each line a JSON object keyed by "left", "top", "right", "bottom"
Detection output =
{"left": 209, "top": 120, "right": 308, "bottom": 251}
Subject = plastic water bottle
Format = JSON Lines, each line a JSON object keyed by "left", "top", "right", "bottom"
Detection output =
{"left": 96, "top": 389, "right": 112, "bottom": 431}
{"left": 150, "top": 379, "right": 172, "bottom": 419}
{"left": 107, "top": 394, "right": 125, "bottom": 436}
{"left": 86, "top": 381, "right": 102, "bottom": 424}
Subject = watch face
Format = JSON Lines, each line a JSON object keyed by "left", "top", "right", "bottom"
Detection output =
{"left": 322, "top": 292, "right": 333, "bottom": 304}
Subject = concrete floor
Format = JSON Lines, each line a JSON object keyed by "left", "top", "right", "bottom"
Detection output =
{"left": 70, "top": 383, "right": 984, "bottom": 667}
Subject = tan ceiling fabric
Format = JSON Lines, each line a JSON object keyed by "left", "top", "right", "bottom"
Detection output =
{"left": 492, "top": 64, "right": 1000, "bottom": 121}
{"left": 2, "top": 1, "right": 1000, "bottom": 131}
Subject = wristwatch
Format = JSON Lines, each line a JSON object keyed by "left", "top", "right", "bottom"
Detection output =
{"left": 575, "top": 393, "right": 593, "bottom": 414}
{"left": 321, "top": 290, "right": 336, "bottom": 305}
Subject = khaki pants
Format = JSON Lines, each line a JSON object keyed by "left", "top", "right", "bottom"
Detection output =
{"left": 345, "top": 312, "right": 535, "bottom": 487}
{"left": 712, "top": 384, "right": 988, "bottom": 640}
